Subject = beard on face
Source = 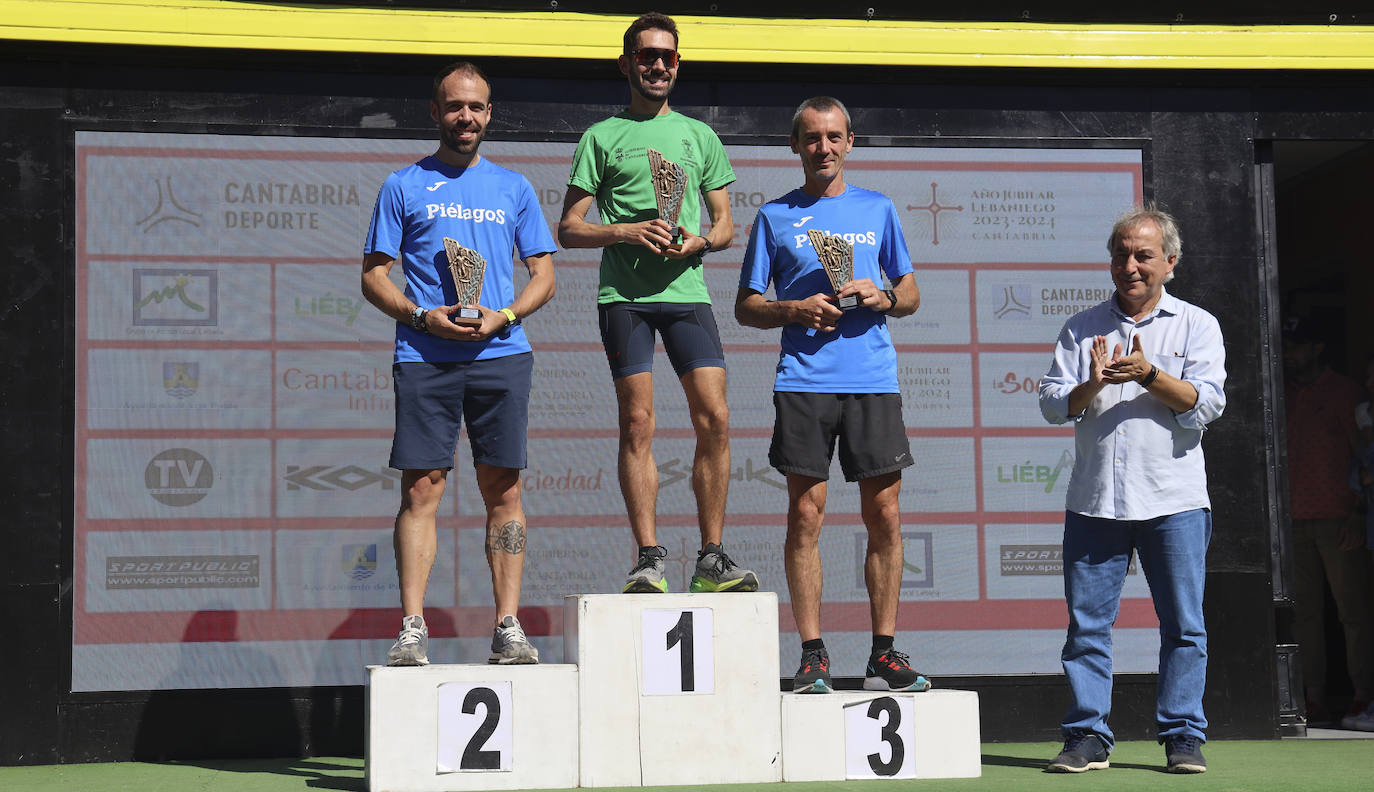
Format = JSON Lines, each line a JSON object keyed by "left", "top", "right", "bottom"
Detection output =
{"left": 630, "top": 68, "right": 675, "bottom": 102}
{"left": 440, "top": 123, "right": 484, "bottom": 156}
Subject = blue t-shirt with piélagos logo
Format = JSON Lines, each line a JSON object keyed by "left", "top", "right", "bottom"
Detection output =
{"left": 364, "top": 155, "right": 556, "bottom": 362}
{"left": 739, "top": 186, "right": 913, "bottom": 393}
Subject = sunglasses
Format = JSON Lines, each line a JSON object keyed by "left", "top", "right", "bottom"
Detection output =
{"left": 631, "top": 48, "right": 679, "bottom": 68}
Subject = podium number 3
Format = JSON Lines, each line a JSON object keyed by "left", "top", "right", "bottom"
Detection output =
{"left": 866, "top": 697, "right": 905, "bottom": 776}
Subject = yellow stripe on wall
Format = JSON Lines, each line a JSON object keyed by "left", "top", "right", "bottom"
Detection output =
{"left": 4, "top": 0, "right": 1374, "bottom": 69}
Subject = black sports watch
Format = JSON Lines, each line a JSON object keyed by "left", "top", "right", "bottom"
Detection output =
{"left": 882, "top": 289, "right": 898, "bottom": 314}
{"left": 409, "top": 306, "right": 429, "bottom": 333}
{"left": 700, "top": 237, "right": 714, "bottom": 256}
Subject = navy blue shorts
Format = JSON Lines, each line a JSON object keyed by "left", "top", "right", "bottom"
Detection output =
{"left": 389, "top": 353, "right": 532, "bottom": 471}
{"left": 769, "top": 392, "right": 913, "bottom": 482}
{"left": 597, "top": 301, "right": 726, "bottom": 379}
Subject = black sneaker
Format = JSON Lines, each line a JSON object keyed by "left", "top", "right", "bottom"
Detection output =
{"left": 1047, "top": 729, "right": 1109, "bottom": 773}
{"left": 862, "top": 648, "right": 932, "bottom": 692}
{"left": 792, "top": 646, "right": 833, "bottom": 693}
{"left": 1164, "top": 735, "right": 1207, "bottom": 774}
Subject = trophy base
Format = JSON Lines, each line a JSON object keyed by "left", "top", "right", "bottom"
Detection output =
{"left": 453, "top": 307, "right": 482, "bottom": 327}
{"left": 836, "top": 295, "right": 860, "bottom": 311}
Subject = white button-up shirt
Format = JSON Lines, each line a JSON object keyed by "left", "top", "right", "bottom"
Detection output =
{"left": 1038, "top": 289, "right": 1227, "bottom": 520}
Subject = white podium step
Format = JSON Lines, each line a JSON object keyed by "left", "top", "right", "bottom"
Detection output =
{"left": 781, "top": 689, "right": 981, "bottom": 781}
{"left": 565, "top": 592, "right": 783, "bottom": 787}
{"left": 364, "top": 663, "right": 579, "bottom": 792}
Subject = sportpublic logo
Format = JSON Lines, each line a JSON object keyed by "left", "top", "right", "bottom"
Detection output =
{"left": 106, "top": 555, "right": 259, "bottom": 589}
{"left": 163, "top": 361, "right": 199, "bottom": 399}
{"left": 145, "top": 448, "right": 214, "bottom": 506}
{"left": 132, "top": 269, "right": 218, "bottom": 327}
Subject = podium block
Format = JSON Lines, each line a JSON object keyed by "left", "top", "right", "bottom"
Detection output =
{"left": 781, "top": 689, "right": 981, "bottom": 781}
{"left": 365, "top": 664, "right": 578, "bottom": 792}
{"left": 565, "top": 593, "right": 783, "bottom": 787}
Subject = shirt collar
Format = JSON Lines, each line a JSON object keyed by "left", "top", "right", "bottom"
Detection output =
{"left": 1110, "top": 286, "right": 1179, "bottom": 322}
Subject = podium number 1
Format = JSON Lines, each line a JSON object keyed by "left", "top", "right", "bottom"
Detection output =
{"left": 844, "top": 695, "right": 915, "bottom": 779}
{"left": 436, "top": 682, "right": 514, "bottom": 773}
{"left": 642, "top": 608, "right": 714, "bottom": 695}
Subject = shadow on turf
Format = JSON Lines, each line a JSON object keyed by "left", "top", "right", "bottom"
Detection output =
{"left": 171, "top": 758, "right": 364, "bottom": 791}
{"left": 981, "top": 753, "right": 1167, "bottom": 773}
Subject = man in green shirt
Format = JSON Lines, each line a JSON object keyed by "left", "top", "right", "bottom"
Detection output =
{"left": 559, "top": 12, "right": 758, "bottom": 594}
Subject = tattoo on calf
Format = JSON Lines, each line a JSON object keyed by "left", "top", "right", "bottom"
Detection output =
{"left": 487, "top": 520, "right": 526, "bottom": 554}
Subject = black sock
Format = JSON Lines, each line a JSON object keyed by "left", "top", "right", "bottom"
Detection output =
{"left": 871, "top": 635, "right": 895, "bottom": 655}
{"left": 638, "top": 545, "right": 659, "bottom": 556}
{"left": 802, "top": 638, "right": 826, "bottom": 653}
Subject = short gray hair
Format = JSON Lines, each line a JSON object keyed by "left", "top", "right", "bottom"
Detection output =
{"left": 791, "top": 96, "right": 851, "bottom": 139}
{"left": 1108, "top": 204, "right": 1182, "bottom": 282}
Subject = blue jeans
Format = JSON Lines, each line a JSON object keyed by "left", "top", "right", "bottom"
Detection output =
{"left": 1060, "top": 509, "right": 1211, "bottom": 749}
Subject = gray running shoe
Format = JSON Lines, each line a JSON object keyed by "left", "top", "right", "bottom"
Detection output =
{"left": 690, "top": 542, "right": 759, "bottom": 592}
{"left": 623, "top": 545, "right": 669, "bottom": 593}
{"left": 488, "top": 614, "right": 539, "bottom": 664}
{"left": 386, "top": 614, "right": 429, "bottom": 666}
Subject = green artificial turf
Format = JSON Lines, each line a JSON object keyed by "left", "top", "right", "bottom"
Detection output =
{"left": 2, "top": 740, "right": 1372, "bottom": 791}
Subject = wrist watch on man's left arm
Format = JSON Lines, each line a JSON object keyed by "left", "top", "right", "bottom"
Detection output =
{"left": 882, "top": 289, "right": 897, "bottom": 314}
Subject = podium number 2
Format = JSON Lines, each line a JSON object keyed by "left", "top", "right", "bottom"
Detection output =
{"left": 641, "top": 608, "right": 714, "bottom": 695}
{"left": 460, "top": 688, "right": 501, "bottom": 770}
{"left": 436, "top": 681, "right": 513, "bottom": 773}
{"left": 866, "top": 697, "right": 904, "bottom": 776}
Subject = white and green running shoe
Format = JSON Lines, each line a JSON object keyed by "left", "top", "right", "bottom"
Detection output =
{"left": 689, "top": 542, "right": 759, "bottom": 592}
{"left": 623, "top": 545, "right": 669, "bottom": 593}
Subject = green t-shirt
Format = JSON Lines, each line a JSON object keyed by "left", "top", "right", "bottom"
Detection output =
{"left": 568, "top": 111, "right": 736, "bottom": 303}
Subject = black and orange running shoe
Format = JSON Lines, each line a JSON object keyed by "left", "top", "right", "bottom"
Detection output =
{"left": 863, "top": 648, "right": 932, "bottom": 692}
{"left": 792, "top": 646, "right": 833, "bottom": 693}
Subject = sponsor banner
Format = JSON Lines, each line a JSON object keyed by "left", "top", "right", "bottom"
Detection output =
{"left": 903, "top": 437, "right": 976, "bottom": 513}
{"left": 457, "top": 435, "right": 789, "bottom": 517}
{"left": 275, "top": 263, "right": 397, "bottom": 343}
{"left": 984, "top": 523, "right": 1153, "bottom": 600}
{"left": 86, "top": 439, "right": 271, "bottom": 519}
{"left": 518, "top": 264, "right": 600, "bottom": 343}
{"left": 458, "top": 524, "right": 787, "bottom": 606}
{"left": 978, "top": 351, "right": 1057, "bottom": 429}
{"left": 73, "top": 637, "right": 429, "bottom": 691}
{"left": 898, "top": 352, "right": 973, "bottom": 428}
{"left": 981, "top": 436, "right": 1076, "bottom": 513}
{"left": 86, "top": 348, "right": 272, "bottom": 430}
{"left": 79, "top": 133, "right": 409, "bottom": 258}
{"left": 724, "top": 349, "right": 783, "bottom": 431}
{"left": 848, "top": 525, "right": 979, "bottom": 602}
{"left": 721, "top": 146, "right": 1139, "bottom": 264}
{"left": 975, "top": 269, "right": 1117, "bottom": 344}
{"left": 275, "top": 437, "right": 430, "bottom": 518}
{"left": 85, "top": 530, "right": 272, "bottom": 612}
{"left": 275, "top": 348, "right": 395, "bottom": 430}
{"left": 274, "top": 527, "right": 455, "bottom": 609}
{"left": 84, "top": 261, "right": 271, "bottom": 341}
{"left": 887, "top": 269, "right": 970, "bottom": 346}
{"left": 458, "top": 437, "right": 618, "bottom": 517}
{"left": 526, "top": 349, "right": 618, "bottom": 430}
